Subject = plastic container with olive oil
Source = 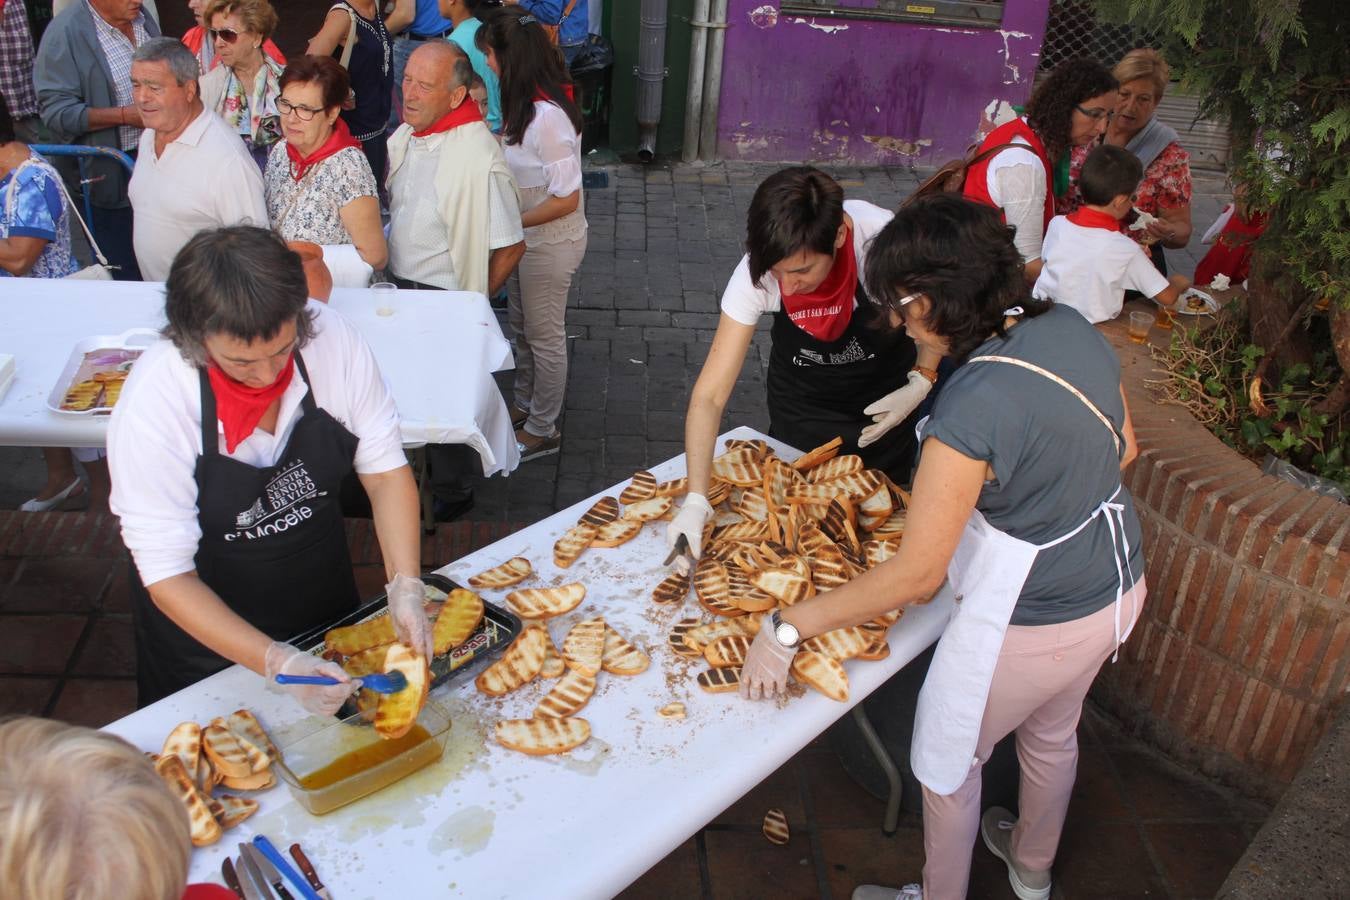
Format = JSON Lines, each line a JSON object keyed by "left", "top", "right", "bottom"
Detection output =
{"left": 274, "top": 699, "right": 451, "bottom": 815}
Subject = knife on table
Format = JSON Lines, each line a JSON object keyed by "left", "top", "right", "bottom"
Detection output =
{"left": 221, "top": 857, "right": 246, "bottom": 899}
{"left": 253, "top": 835, "right": 324, "bottom": 900}
{"left": 235, "top": 844, "right": 275, "bottom": 900}
{"left": 662, "top": 533, "right": 689, "bottom": 567}
{"left": 289, "top": 843, "right": 332, "bottom": 900}
{"left": 244, "top": 844, "right": 294, "bottom": 900}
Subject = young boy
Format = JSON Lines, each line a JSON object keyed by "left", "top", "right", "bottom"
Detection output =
{"left": 469, "top": 73, "right": 490, "bottom": 123}
{"left": 1033, "top": 144, "right": 1190, "bottom": 323}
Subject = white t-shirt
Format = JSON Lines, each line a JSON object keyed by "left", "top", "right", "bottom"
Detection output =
{"left": 986, "top": 129, "right": 1048, "bottom": 264}
{"left": 128, "top": 107, "right": 268, "bottom": 282}
{"left": 1033, "top": 215, "right": 1171, "bottom": 323}
{"left": 720, "top": 199, "right": 893, "bottom": 325}
{"left": 108, "top": 302, "right": 407, "bottom": 587}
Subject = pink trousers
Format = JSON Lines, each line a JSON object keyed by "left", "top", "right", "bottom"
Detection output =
{"left": 920, "top": 579, "right": 1147, "bottom": 899}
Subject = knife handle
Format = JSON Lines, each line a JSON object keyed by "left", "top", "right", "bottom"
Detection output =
{"left": 221, "top": 857, "right": 245, "bottom": 899}
{"left": 253, "top": 835, "right": 322, "bottom": 900}
{"left": 288, "top": 843, "right": 324, "bottom": 893}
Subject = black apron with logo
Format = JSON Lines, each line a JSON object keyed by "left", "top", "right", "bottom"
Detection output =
{"left": 129, "top": 354, "right": 361, "bottom": 706}
{"left": 766, "top": 283, "right": 920, "bottom": 480}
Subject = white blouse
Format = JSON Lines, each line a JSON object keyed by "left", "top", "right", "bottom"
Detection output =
{"left": 503, "top": 100, "right": 583, "bottom": 196}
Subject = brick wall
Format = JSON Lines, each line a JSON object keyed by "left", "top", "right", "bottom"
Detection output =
{"left": 1095, "top": 328, "right": 1350, "bottom": 802}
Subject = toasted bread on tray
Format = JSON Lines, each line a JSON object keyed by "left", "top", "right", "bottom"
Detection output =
{"left": 495, "top": 717, "right": 591, "bottom": 755}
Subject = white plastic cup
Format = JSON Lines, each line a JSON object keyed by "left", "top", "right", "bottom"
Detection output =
{"left": 371, "top": 281, "right": 397, "bottom": 317}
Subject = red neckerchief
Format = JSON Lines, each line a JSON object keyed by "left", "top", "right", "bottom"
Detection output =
{"left": 411, "top": 98, "right": 484, "bottom": 138}
{"left": 1067, "top": 207, "right": 1124, "bottom": 232}
{"left": 183, "top": 885, "right": 239, "bottom": 900}
{"left": 534, "top": 83, "right": 576, "bottom": 103}
{"left": 780, "top": 227, "right": 856, "bottom": 343}
{"left": 207, "top": 354, "right": 295, "bottom": 454}
{"left": 286, "top": 117, "right": 361, "bottom": 182}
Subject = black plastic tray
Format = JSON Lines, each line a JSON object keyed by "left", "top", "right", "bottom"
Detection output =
{"left": 292, "top": 574, "right": 522, "bottom": 713}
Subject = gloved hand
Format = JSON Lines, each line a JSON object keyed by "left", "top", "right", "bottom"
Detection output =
{"left": 858, "top": 370, "right": 934, "bottom": 448}
{"left": 386, "top": 573, "right": 434, "bottom": 660}
{"left": 739, "top": 623, "right": 797, "bottom": 700}
{"left": 666, "top": 492, "right": 714, "bottom": 576}
{"left": 264, "top": 641, "right": 357, "bottom": 716}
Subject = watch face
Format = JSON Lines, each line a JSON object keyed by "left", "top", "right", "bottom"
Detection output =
{"left": 775, "top": 619, "right": 799, "bottom": 647}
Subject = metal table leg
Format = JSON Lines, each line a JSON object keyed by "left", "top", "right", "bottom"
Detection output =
{"left": 851, "top": 704, "right": 902, "bottom": 835}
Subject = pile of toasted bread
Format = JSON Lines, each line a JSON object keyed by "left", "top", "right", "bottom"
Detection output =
{"left": 61, "top": 369, "right": 128, "bottom": 411}
{"left": 149, "top": 710, "right": 275, "bottom": 847}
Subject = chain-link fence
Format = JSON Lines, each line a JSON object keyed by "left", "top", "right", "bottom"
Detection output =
{"left": 1037, "top": 0, "right": 1156, "bottom": 73}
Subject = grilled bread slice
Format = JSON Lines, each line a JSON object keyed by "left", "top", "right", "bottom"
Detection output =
{"left": 871, "top": 508, "right": 907, "bottom": 542}
{"left": 791, "top": 650, "right": 849, "bottom": 702}
{"left": 375, "top": 642, "right": 430, "bottom": 740}
{"left": 61, "top": 379, "right": 102, "bottom": 411}
{"left": 651, "top": 568, "right": 691, "bottom": 604}
{"left": 652, "top": 476, "right": 688, "bottom": 497}
{"left": 505, "top": 582, "right": 586, "bottom": 619}
{"left": 495, "top": 717, "right": 590, "bottom": 756}
{"left": 857, "top": 637, "right": 890, "bottom": 661}
{"left": 325, "top": 612, "right": 397, "bottom": 655}
{"left": 591, "top": 518, "right": 643, "bottom": 548}
{"left": 538, "top": 626, "right": 566, "bottom": 678}
{"left": 476, "top": 626, "right": 548, "bottom": 695}
{"left": 712, "top": 518, "right": 770, "bottom": 544}
{"left": 618, "top": 470, "right": 658, "bottom": 504}
{"left": 601, "top": 625, "right": 650, "bottom": 675}
{"left": 432, "top": 587, "right": 485, "bottom": 654}
{"left": 703, "top": 634, "right": 751, "bottom": 668}
{"left": 578, "top": 495, "right": 620, "bottom": 527}
{"left": 155, "top": 754, "right": 221, "bottom": 847}
{"left": 802, "top": 626, "right": 871, "bottom": 660}
{"left": 341, "top": 643, "right": 392, "bottom": 678}
{"left": 553, "top": 522, "right": 597, "bottom": 568}
{"left": 809, "top": 545, "right": 852, "bottom": 592}
{"left": 792, "top": 436, "right": 843, "bottom": 472}
{"left": 162, "top": 721, "right": 202, "bottom": 777}
{"left": 621, "top": 495, "right": 673, "bottom": 522}
{"left": 687, "top": 616, "right": 759, "bottom": 652}
{"left": 862, "top": 539, "right": 900, "bottom": 569}
{"left": 805, "top": 454, "right": 864, "bottom": 484}
{"left": 209, "top": 717, "right": 268, "bottom": 774}
{"left": 711, "top": 447, "right": 764, "bottom": 486}
{"left": 468, "top": 557, "right": 533, "bottom": 589}
{"left": 727, "top": 568, "right": 777, "bottom": 613}
{"left": 725, "top": 438, "right": 771, "bottom": 461}
{"left": 705, "top": 479, "right": 732, "bottom": 507}
{"left": 218, "top": 768, "right": 274, "bottom": 791}
{"left": 213, "top": 793, "right": 259, "bottom": 829}
{"left": 694, "top": 558, "right": 743, "bottom": 618}
{"left": 533, "top": 667, "right": 597, "bottom": 718}
{"left": 751, "top": 567, "right": 815, "bottom": 606}
{"left": 225, "top": 709, "right": 277, "bottom": 762}
{"left": 201, "top": 722, "right": 252, "bottom": 778}
{"left": 101, "top": 379, "right": 125, "bottom": 407}
{"left": 795, "top": 519, "right": 834, "bottom": 558}
{"left": 858, "top": 479, "right": 894, "bottom": 524}
{"left": 821, "top": 498, "right": 861, "bottom": 555}
{"left": 697, "top": 666, "right": 742, "bottom": 693}
{"left": 561, "top": 617, "right": 606, "bottom": 676}
{"left": 762, "top": 808, "right": 791, "bottom": 845}
{"left": 734, "top": 489, "right": 770, "bottom": 522}
{"left": 668, "top": 618, "right": 704, "bottom": 658}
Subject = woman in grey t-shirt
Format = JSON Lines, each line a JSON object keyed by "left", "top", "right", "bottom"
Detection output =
{"left": 739, "top": 194, "right": 1146, "bottom": 900}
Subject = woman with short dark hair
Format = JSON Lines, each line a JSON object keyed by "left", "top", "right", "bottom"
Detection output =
{"left": 108, "top": 226, "right": 427, "bottom": 708}
{"left": 264, "top": 55, "right": 387, "bottom": 275}
{"left": 665, "top": 166, "right": 943, "bottom": 565}
{"left": 740, "top": 195, "right": 1147, "bottom": 900}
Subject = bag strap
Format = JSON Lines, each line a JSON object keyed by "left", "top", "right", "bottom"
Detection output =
{"left": 559, "top": 0, "right": 580, "bottom": 24}
{"left": 6, "top": 157, "right": 109, "bottom": 268}
{"left": 966, "top": 140, "right": 1024, "bottom": 169}
{"left": 967, "top": 354, "right": 1123, "bottom": 456}
{"left": 332, "top": 3, "right": 358, "bottom": 70}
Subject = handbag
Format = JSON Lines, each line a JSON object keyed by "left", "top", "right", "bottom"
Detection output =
{"left": 4, "top": 157, "right": 114, "bottom": 280}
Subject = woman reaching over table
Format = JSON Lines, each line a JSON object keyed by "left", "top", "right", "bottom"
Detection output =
{"left": 665, "top": 167, "right": 942, "bottom": 567}
{"left": 740, "top": 195, "right": 1146, "bottom": 900}
{"left": 108, "top": 226, "right": 430, "bottom": 710}
{"left": 963, "top": 58, "right": 1118, "bottom": 281}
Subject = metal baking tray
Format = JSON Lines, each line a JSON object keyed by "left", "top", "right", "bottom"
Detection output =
{"left": 46, "top": 328, "right": 159, "bottom": 415}
{"left": 292, "top": 573, "right": 522, "bottom": 718}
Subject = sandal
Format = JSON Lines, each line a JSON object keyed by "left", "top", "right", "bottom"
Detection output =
{"left": 19, "top": 478, "right": 85, "bottom": 512}
{"left": 516, "top": 428, "right": 561, "bottom": 462}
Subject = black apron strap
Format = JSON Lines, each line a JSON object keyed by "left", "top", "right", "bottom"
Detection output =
{"left": 198, "top": 366, "right": 217, "bottom": 458}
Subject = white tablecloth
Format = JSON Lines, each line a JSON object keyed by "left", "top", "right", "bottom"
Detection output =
{"left": 0, "top": 280, "right": 520, "bottom": 475}
{"left": 104, "top": 426, "right": 951, "bottom": 900}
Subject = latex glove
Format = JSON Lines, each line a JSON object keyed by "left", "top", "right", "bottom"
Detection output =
{"left": 739, "top": 624, "right": 797, "bottom": 700}
{"left": 264, "top": 641, "right": 357, "bottom": 716}
{"left": 386, "top": 573, "right": 433, "bottom": 660}
{"left": 858, "top": 370, "right": 933, "bottom": 449}
{"left": 666, "top": 492, "right": 714, "bottom": 576}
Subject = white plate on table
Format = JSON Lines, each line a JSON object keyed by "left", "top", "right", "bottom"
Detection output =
{"left": 1176, "top": 289, "right": 1220, "bottom": 316}
{"left": 46, "top": 328, "right": 159, "bottom": 415}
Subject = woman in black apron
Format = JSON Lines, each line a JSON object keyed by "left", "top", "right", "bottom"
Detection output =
{"left": 667, "top": 167, "right": 942, "bottom": 566}
{"left": 110, "top": 227, "right": 427, "bottom": 709}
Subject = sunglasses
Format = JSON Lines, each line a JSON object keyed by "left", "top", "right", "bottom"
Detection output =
{"left": 210, "top": 27, "right": 242, "bottom": 43}
{"left": 277, "top": 98, "right": 324, "bottom": 121}
{"left": 1075, "top": 104, "right": 1115, "bottom": 121}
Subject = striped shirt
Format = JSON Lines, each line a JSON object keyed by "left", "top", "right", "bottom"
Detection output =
{"left": 85, "top": 0, "right": 150, "bottom": 150}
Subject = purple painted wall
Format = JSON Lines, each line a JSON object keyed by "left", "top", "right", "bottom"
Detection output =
{"left": 719, "top": 1, "right": 1052, "bottom": 165}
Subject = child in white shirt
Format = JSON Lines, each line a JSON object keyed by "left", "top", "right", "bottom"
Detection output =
{"left": 1033, "top": 144, "right": 1189, "bottom": 323}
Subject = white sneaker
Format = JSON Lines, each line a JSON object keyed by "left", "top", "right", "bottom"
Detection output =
{"left": 851, "top": 885, "right": 922, "bottom": 900}
{"left": 980, "top": 806, "right": 1052, "bottom": 900}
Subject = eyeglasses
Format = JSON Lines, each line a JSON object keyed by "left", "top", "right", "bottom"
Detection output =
{"left": 210, "top": 27, "right": 241, "bottom": 43}
{"left": 277, "top": 98, "right": 323, "bottom": 120}
{"left": 1075, "top": 104, "right": 1114, "bottom": 121}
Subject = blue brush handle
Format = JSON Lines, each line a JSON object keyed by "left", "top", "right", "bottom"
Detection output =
{"left": 253, "top": 835, "right": 323, "bottom": 900}
{"left": 274, "top": 674, "right": 340, "bottom": 686}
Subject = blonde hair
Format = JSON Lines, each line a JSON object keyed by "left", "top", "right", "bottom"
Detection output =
{"left": 1114, "top": 48, "right": 1170, "bottom": 98}
{"left": 204, "top": 0, "right": 279, "bottom": 40}
{"left": 0, "top": 717, "right": 191, "bottom": 900}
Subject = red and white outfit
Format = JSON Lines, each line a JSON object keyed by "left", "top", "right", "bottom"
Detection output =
{"left": 1032, "top": 208, "right": 1170, "bottom": 323}
{"left": 964, "top": 117, "right": 1055, "bottom": 265}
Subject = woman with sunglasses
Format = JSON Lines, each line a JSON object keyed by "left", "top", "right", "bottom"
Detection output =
{"left": 741, "top": 195, "right": 1145, "bottom": 900}
{"left": 963, "top": 58, "right": 1118, "bottom": 282}
{"left": 197, "top": 0, "right": 285, "bottom": 170}
{"left": 181, "top": 0, "right": 283, "bottom": 74}
{"left": 263, "top": 56, "right": 387, "bottom": 275}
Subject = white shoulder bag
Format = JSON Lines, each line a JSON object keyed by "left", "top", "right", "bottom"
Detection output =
{"left": 4, "top": 157, "right": 115, "bottom": 280}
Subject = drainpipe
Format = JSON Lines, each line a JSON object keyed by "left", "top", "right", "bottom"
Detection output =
{"left": 681, "top": 0, "right": 711, "bottom": 163}
{"left": 696, "top": 0, "right": 728, "bottom": 161}
{"left": 635, "top": 0, "right": 669, "bottom": 163}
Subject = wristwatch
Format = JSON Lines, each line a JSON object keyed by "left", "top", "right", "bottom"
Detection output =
{"left": 770, "top": 610, "right": 801, "bottom": 649}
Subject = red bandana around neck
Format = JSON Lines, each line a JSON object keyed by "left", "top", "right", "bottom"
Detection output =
{"left": 779, "top": 226, "right": 857, "bottom": 343}
{"left": 411, "top": 98, "right": 485, "bottom": 138}
{"left": 534, "top": 83, "right": 576, "bottom": 103}
{"left": 207, "top": 354, "right": 296, "bottom": 453}
{"left": 1068, "top": 207, "right": 1125, "bottom": 232}
{"left": 286, "top": 117, "right": 361, "bottom": 182}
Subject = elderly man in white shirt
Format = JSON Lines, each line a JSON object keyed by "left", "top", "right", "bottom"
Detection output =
{"left": 127, "top": 37, "right": 267, "bottom": 282}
